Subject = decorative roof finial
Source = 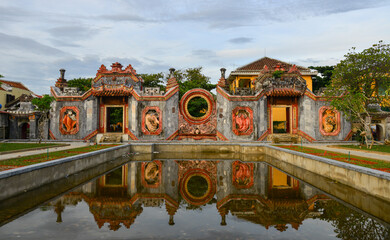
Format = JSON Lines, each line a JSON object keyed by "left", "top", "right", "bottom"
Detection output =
{"left": 217, "top": 68, "right": 228, "bottom": 89}
{"left": 55, "top": 68, "right": 68, "bottom": 91}
{"left": 220, "top": 68, "right": 226, "bottom": 79}
{"left": 59, "top": 69, "right": 66, "bottom": 79}
{"left": 169, "top": 68, "right": 175, "bottom": 78}
{"left": 166, "top": 68, "right": 178, "bottom": 92}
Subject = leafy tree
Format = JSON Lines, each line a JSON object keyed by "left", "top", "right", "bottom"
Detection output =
{"left": 308, "top": 66, "right": 334, "bottom": 92}
{"left": 316, "top": 200, "right": 389, "bottom": 240}
{"left": 325, "top": 41, "right": 390, "bottom": 148}
{"left": 67, "top": 78, "right": 93, "bottom": 92}
{"left": 0, "top": 74, "right": 3, "bottom": 78}
{"left": 31, "top": 95, "right": 55, "bottom": 143}
{"left": 171, "top": 67, "right": 216, "bottom": 98}
{"left": 139, "top": 73, "right": 165, "bottom": 91}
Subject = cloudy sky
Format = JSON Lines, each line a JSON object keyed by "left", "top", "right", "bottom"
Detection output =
{"left": 1, "top": 0, "right": 390, "bottom": 95}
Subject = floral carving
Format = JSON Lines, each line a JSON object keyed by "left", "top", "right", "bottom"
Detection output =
{"left": 142, "top": 106, "right": 162, "bottom": 135}
{"left": 141, "top": 161, "right": 162, "bottom": 188}
{"left": 59, "top": 106, "right": 79, "bottom": 135}
{"left": 232, "top": 161, "right": 254, "bottom": 189}
{"left": 232, "top": 107, "right": 253, "bottom": 135}
{"left": 319, "top": 106, "right": 341, "bottom": 136}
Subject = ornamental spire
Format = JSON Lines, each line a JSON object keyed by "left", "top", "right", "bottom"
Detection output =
{"left": 166, "top": 68, "right": 179, "bottom": 91}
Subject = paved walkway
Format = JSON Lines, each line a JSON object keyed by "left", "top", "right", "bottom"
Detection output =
{"left": 0, "top": 142, "right": 90, "bottom": 161}
{"left": 306, "top": 144, "right": 390, "bottom": 162}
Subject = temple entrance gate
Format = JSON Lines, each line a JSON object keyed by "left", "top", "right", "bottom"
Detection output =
{"left": 271, "top": 106, "right": 291, "bottom": 134}
{"left": 106, "top": 106, "right": 124, "bottom": 133}
{"left": 267, "top": 96, "right": 299, "bottom": 143}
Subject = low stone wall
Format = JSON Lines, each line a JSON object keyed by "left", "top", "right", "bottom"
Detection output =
{"left": 264, "top": 145, "right": 390, "bottom": 202}
{"left": 0, "top": 144, "right": 131, "bottom": 201}
{"left": 1, "top": 142, "right": 389, "bottom": 204}
{"left": 130, "top": 142, "right": 265, "bottom": 154}
{"left": 129, "top": 142, "right": 390, "bottom": 201}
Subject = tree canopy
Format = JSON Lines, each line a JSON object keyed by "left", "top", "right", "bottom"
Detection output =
{"left": 0, "top": 74, "right": 3, "bottom": 78}
{"left": 325, "top": 41, "right": 390, "bottom": 147}
{"left": 67, "top": 77, "right": 93, "bottom": 92}
{"left": 172, "top": 67, "right": 216, "bottom": 98}
{"left": 139, "top": 73, "right": 165, "bottom": 91}
{"left": 308, "top": 66, "right": 334, "bottom": 92}
{"left": 140, "top": 67, "right": 216, "bottom": 99}
{"left": 31, "top": 95, "right": 54, "bottom": 112}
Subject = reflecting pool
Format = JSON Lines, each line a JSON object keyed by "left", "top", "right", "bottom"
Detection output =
{"left": 0, "top": 158, "right": 389, "bottom": 240}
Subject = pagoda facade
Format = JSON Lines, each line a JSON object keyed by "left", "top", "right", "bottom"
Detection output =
{"left": 46, "top": 57, "right": 390, "bottom": 142}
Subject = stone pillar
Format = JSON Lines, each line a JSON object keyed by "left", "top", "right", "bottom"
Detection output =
{"left": 29, "top": 114, "right": 37, "bottom": 139}
{"left": 8, "top": 116, "right": 19, "bottom": 139}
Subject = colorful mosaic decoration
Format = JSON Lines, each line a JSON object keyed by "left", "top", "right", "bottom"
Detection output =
{"left": 142, "top": 106, "right": 162, "bottom": 135}
{"left": 232, "top": 107, "right": 253, "bottom": 135}
{"left": 178, "top": 89, "right": 217, "bottom": 140}
{"left": 59, "top": 106, "right": 79, "bottom": 135}
{"left": 232, "top": 161, "right": 254, "bottom": 189}
{"left": 177, "top": 160, "right": 217, "bottom": 205}
{"left": 319, "top": 106, "right": 340, "bottom": 136}
{"left": 180, "top": 89, "right": 214, "bottom": 125}
{"left": 141, "top": 161, "right": 162, "bottom": 188}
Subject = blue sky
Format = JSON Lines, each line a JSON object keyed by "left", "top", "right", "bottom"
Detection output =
{"left": 1, "top": 0, "right": 390, "bottom": 94}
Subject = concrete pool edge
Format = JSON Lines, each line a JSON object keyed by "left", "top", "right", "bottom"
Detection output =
{"left": 0, "top": 144, "right": 131, "bottom": 201}
{"left": 0, "top": 142, "right": 389, "bottom": 202}
{"left": 131, "top": 142, "right": 390, "bottom": 201}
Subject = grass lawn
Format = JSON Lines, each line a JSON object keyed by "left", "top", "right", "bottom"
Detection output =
{"left": 0, "top": 143, "right": 64, "bottom": 153}
{"left": 277, "top": 145, "right": 390, "bottom": 173}
{"left": 334, "top": 145, "right": 390, "bottom": 154}
{"left": 0, "top": 144, "right": 118, "bottom": 171}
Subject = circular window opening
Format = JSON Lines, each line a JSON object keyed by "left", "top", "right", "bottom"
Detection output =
{"left": 186, "top": 175, "right": 209, "bottom": 198}
{"left": 187, "top": 96, "right": 208, "bottom": 118}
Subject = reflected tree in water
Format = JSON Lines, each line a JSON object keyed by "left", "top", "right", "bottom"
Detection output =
{"left": 316, "top": 201, "right": 390, "bottom": 240}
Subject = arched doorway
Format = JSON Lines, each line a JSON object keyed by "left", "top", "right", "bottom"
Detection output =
{"left": 21, "top": 122, "right": 30, "bottom": 139}
{"left": 372, "top": 124, "right": 383, "bottom": 141}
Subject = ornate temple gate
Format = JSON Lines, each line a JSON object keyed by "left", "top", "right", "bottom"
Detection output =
{"left": 177, "top": 88, "right": 217, "bottom": 140}
{"left": 91, "top": 62, "right": 142, "bottom": 141}
{"left": 98, "top": 96, "right": 128, "bottom": 134}
{"left": 267, "top": 96, "right": 299, "bottom": 135}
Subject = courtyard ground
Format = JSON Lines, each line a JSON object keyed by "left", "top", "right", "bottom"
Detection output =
{"left": 0, "top": 142, "right": 118, "bottom": 171}
{"left": 278, "top": 144, "right": 390, "bottom": 173}
{"left": 0, "top": 142, "right": 67, "bottom": 153}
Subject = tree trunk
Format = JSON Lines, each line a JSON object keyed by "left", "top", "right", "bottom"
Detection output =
{"left": 37, "top": 113, "right": 48, "bottom": 144}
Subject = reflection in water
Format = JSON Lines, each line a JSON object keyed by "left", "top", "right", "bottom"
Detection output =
{"left": 36, "top": 160, "right": 389, "bottom": 239}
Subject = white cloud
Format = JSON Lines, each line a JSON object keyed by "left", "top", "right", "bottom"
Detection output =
{"left": 0, "top": 1, "right": 390, "bottom": 94}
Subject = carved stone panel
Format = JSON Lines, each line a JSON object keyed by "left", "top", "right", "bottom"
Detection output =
{"left": 232, "top": 161, "right": 254, "bottom": 189}
{"left": 232, "top": 106, "right": 253, "bottom": 136}
{"left": 319, "top": 106, "right": 341, "bottom": 136}
{"left": 59, "top": 106, "right": 79, "bottom": 135}
{"left": 141, "top": 160, "right": 162, "bottom": 188}
{"left": 142, "top": 106, "right": 162, "bottom": 135}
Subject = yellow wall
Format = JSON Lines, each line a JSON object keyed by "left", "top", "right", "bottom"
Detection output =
{"left": 272, "top": 107, "right": 286, "bottom": 121}
{"left": 272, "top": 168, "right": 290, "bottom": 187}
{"left": 302, "top": 75, "right": 313, "bottom": 92}
{"left": 231, "top": 76, "right": 256, "bottom": 92}
{"left": 231, "top": 74, "right": 313, "bottom": 92}
{"left": 0, "top": 88, "right": 32, "bottom": 110}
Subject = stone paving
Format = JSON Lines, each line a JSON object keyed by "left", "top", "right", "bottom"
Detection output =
{"left": 0, "top": 142, "right": 90, "bottom": 161}
{"left": 304, "top": 144, "right": 390, "bottom": 162}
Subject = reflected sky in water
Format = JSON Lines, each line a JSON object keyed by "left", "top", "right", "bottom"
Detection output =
{"left": 0, "top": 160, "right": 388, "bottom": 240}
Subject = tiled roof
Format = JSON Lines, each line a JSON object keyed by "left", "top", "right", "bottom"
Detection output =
{"left": 234, "top": 57, "right": 310, "bottom": 72}
{"left": 0, "top": 79, "right": 31, "bottom": 91}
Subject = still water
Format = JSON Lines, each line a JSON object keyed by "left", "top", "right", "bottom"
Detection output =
{"left": 0, "top": 158, "right": 389, "bottom": 240}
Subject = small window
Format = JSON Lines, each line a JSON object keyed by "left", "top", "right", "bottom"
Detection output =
{"left": 6, "top": 94, "right": 15, "bottom": 104}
